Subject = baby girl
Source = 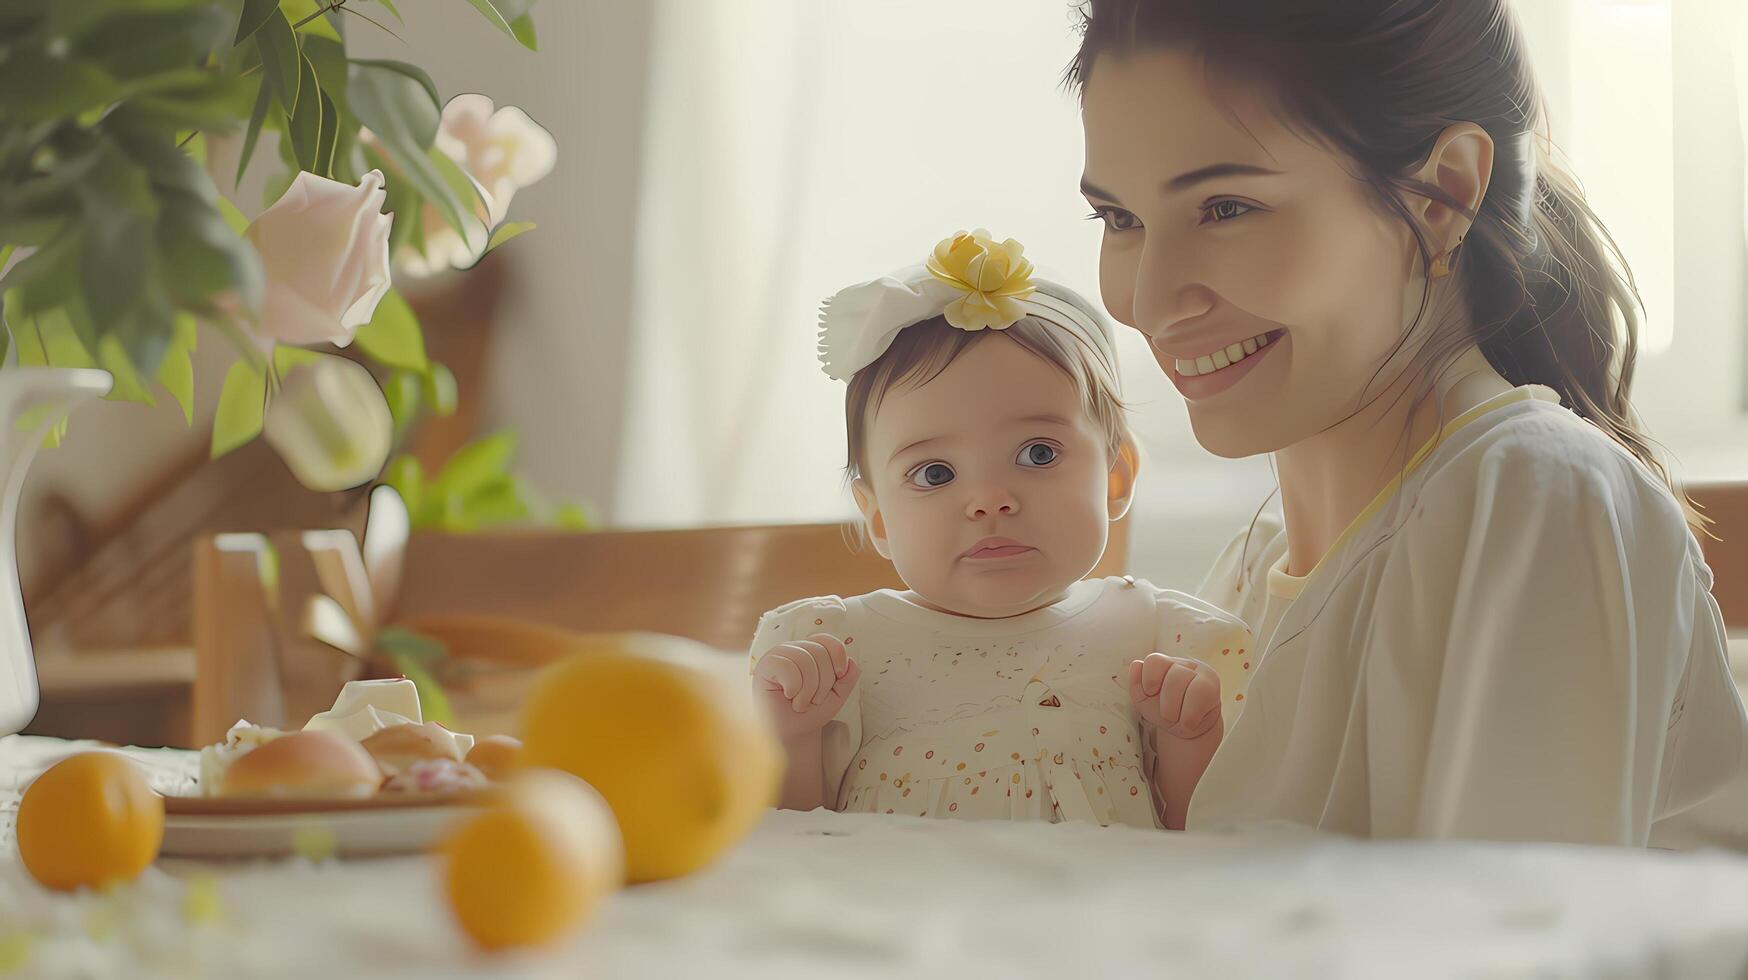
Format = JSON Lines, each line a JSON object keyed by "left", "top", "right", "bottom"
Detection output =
{"left": 748, "top": 230, "right": 1254, "bottom": 830}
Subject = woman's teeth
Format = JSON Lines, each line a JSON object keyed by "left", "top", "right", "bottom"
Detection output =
{"left": 1174, "top": 332, "right": 1274, "bottom": 378}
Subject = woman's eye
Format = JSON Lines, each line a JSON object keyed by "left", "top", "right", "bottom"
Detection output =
{"left": 1087, "top": 207, "right": 1140, "bottom": 233}
{"left": 1201, "top": 199, "right": 1256, "bottom": 224}
{"left": 1017, "top": 442, "right": 1058, "bottom": 467}
{"left": 908, "top": 462, "right": 955, "bottom": 488}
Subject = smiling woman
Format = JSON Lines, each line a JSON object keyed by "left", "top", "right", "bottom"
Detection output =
{"left": 1068, "top": 0, "right": 1748, "bottom": 846}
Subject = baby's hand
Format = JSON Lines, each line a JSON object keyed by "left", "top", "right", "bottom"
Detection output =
{"left": 1128, "top": 653, "right": 1221, "bottom": 740}
{"left": 752, "top": 633, "right": 861, "bottom": 740}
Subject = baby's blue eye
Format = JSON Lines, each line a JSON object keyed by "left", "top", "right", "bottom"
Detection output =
{"left": 1018, "top": 443, "right": 1058, "bottom": 467}
{"left": 909, "top": 462, "right": 955, "bottom": 488}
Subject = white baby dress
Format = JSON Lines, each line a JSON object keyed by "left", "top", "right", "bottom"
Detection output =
{"left": 749, "top": 577, "right": 1253, "bottom": 828}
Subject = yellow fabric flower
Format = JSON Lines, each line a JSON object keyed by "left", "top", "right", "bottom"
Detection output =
{"left": 925, "top": 229, "right": 1037, "bottom": 331}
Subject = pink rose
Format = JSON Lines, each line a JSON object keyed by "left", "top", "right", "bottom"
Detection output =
{"left": 247, "top": 170, "right": 394, "bottom": 348}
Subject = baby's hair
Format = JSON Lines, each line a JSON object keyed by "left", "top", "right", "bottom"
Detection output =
{"left": 843, "top": 299, "right": 1132, "bottom": 484}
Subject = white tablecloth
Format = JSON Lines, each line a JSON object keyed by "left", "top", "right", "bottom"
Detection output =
{"left": 5, "top": 735, "right": 1748, "bottom": 979}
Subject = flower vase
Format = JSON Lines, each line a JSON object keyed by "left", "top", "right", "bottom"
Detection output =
{"left": 0, "top": 367, "right": 113, "bottom": 736}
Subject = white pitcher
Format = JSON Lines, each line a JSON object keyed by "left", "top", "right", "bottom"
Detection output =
{"left": 0, "top": 367, "right": 112, "bottom": 737}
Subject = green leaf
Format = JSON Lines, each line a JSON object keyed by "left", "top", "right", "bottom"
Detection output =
{"left": 97, "top": 334, "right": 156, "bottom": 405}
{"left": 509, "top": 13, "right": 537, "bottom": 51}
{"left": 235, "top": 0, "right": 278, "bottom": 43}
{"left": 256, "top": 9, "right": 300, "bottom": 115}
{"left": 429, "top": 146, "right": 488, "bottom": 226}
{"left": 280, "top": 0, "right": 342, "bottom": 42}
{"left": 381, "top": 454, "right": 425, "bottom": 523}
{"left": 157, "top": 192, "right": 264, "bottom": 311}
{"left": 349, "top": 61, "right": 470, "bottom": 238}
{"left": 354, "top": 290, "right": 426, "bottom": 373}
{"left": 287, "top": 53, "right": 322, "bottom": 171}
{"left": 432, "top": 431, "right": 517, "bottom": 499}
{"left": 0, "top": 56, "right": 118, "bottom": 124}
{"left": 31, "top": 308, "right": 96, "bottom": 369}
{"left": 272, "top": 344, "right": 321, "bottom": 376}
{"left": 215, "top": 194, "right": 250, "bottom": 236}
{"left": 314, "top": 90, "right": 338, "bottom": 176}
{"left": 300, "top": 35, "right": 348, "bottom": 109}
{"left": 377, "top": 626, "right": 447, "bottom": 666}
{"left": 157, "top": 313, "right": 197, "bottom": 423}
{"left": 212, "top": 358, "right": 267, "bottom": 457}
{"left": 484, "top": 221, "right": 535, "bottom": 254}
{"left": 348, "top": 60, "right": 439, "bottom": 145}
{"left": 465, "top": 0, "right": 537, "bottom": 47}
{"left": 74, "top": 6, "right": 231, "bottom": 81}
{"left": 373, "top": 0, "right": 403, "bottom": 22}
{"left": 553, "top": 503, "right": 592, "bottom": 530}
{"left": 236, "top": 80, "right": 270, "bottom": 188}
{"left": 382, "top": 369, "right": 422, "bottom": 442}
{"left": 423, "top": 362, "right": 457, "bottom": 416}
{"left": 387, "top": 651, "right": 453, "bottom": 725}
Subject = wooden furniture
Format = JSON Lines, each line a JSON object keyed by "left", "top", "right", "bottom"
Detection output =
{"left": 189, "top": 518, "right": 1133, "bottom": 747}
{"left": 1696, "top": 481, "right": 1748, "bottom": 630}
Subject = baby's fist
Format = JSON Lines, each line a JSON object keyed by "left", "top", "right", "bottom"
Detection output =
{"left": 752, "top": 633, "right": 860, "bottom": 739}
{"left": 1128, "top": 653, "right": 1221, "bottom": 740}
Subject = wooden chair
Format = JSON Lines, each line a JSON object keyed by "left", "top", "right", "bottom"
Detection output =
{"left": 1695, "top": 481, "right": 1748, "bottom": 632}
{"left": 191, "top": 519, "right": 1132, "bottom": 746}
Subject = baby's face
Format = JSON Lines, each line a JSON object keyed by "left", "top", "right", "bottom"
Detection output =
{"left": 859, "top": 336, "right": 1118, "bottom": 618}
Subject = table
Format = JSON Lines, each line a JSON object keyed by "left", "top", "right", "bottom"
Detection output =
{"left": 5, "top": 735, "right": 1748, "bottom": 979}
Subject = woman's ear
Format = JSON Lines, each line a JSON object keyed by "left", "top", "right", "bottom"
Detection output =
{"left": 851, "top": 479, "right": 892, "bottom": 559}
{"left": 1106, "top": 438, "right": 1140, "bottom": 522}
{"left": 1408, "top": 122, "right": 1495, "bottom": 256}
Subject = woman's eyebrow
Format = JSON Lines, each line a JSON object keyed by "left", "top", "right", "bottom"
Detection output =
{"left": 1163, "top": 162, "right": 1282, "bottom": 192}
{"left": 1081, "top": 162, "right": 1282, "bottom": 203}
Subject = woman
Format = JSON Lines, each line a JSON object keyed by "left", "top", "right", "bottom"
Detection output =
{"left": 1070, "top": 0, "right": 1748, "bottom": 845}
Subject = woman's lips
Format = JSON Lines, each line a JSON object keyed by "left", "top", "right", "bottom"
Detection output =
{"left": 1158, "top": 329, "right": 1286, "bottom": 402}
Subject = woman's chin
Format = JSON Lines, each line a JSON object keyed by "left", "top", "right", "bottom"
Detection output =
{"left": 1187, "top": 413, "right": 1286, "bottom": 460}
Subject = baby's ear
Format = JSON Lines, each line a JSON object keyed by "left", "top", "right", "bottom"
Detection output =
{"left": 1107, "top": 437, "right": 1140, "bottom": 522}
{"left": 851, "top": 479, "right": 893, "bottom": 559}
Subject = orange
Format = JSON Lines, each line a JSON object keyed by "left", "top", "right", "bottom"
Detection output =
{"left": 441, "top": 769, "right": 623, "bottom": 950}
{"left": 519, "top": 632, "right": 782, "bottom": 883}
{"left": 16, "top": 752, "right": 164, "bottom": 892}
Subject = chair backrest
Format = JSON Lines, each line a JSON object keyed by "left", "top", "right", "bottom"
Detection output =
{"left": 192, "top": 518, "right": 1131, "bottom": 745}
{"left": 1693, "top": 481, "right": 1748, "bottom": 631}
{"left": 392, "top": 518, "right": 1132, "bottom": 651}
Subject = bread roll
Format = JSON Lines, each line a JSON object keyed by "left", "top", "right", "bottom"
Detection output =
{"left": 221, "top": 730, "right": 381, "bottom": 798}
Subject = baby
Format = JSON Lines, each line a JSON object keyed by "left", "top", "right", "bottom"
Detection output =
{"left": 749, "top": 230, "right": 1253, "bottom": 830}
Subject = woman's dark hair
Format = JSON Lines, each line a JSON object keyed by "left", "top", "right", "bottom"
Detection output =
{"left": 1067, "top": 0, "right": 1696, "bottom": 522}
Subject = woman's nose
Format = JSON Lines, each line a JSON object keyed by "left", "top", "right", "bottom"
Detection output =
{"left": 966, "top": 485, "right": 1020, "bottom": 520}
{"left": 1130, "top": 239, "right": 1216, "bottom": 341}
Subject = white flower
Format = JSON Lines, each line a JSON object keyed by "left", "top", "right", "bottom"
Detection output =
{"left": 397, "top": 95, "right": 556, "bottom": 276}
{"left": 246, "top": 170, "right": 394, "bottom": 348}
{"left": 263, "top": 356, "right": 394, "bottom": 491}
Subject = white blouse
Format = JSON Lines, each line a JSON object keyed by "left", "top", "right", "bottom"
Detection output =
{"left": 749, "top": 577, "right": 1253, "bottom": 827}
{"left": 1188, "top": 385, "right": 1748, "bottom": 845}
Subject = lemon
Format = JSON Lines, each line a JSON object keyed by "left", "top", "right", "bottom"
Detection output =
{"left": 441, "top": 770, "right": 623, "bottom": 950}
{"left": 17, "top": 753, "right": 164, "bottom": 892}
{"left": 520, "top": 633, "right": 781, "bottom": 883}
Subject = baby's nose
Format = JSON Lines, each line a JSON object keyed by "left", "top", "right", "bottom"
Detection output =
{"left": 966, "top": 487, "right": 1019, "bottom": 520}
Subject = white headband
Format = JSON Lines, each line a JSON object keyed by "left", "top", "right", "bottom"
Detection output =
{"left": 816, "top": 230, "right": 1119, "bottom": 384}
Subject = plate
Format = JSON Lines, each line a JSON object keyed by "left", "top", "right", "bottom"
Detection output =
{"left": 161, "top": 791, "right": 494, "bottom": 859}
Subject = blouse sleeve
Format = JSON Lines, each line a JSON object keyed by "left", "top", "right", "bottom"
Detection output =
{"left": 1374, "top": 439, "right": 1743, "bottom": 845}
{"left": 1148, "top": 586, "right": 1257, "bottom": 735}
{"left": 747, "top": 595, "right": 861, "bottom": 809}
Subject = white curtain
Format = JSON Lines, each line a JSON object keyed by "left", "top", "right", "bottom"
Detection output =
{"left": 613, "top": 0, "right": 1748, "bottom": 542}
{"left": 614, "top": 0, "right": 1226, "bottom": 533}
